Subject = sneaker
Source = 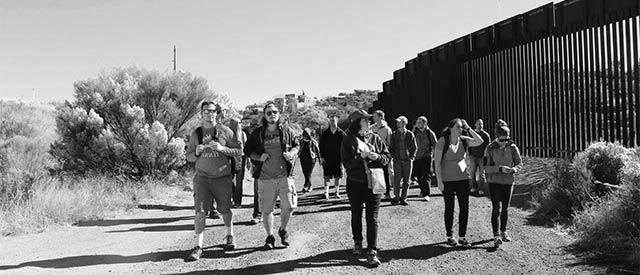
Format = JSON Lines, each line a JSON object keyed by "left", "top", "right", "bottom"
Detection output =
{"left": 264, "top": 235, "right": 276, "bottom": 250}
{"left": 250, "top": 216, "right": 262, "bottom": 225}
{"left": 384, "top": 194, "right": 391, "bottom": 201}
{"left": 446, "top": 236, "right": 458, "bottom": 246}
{"left": 278, "top": 227, "right": 290, "bottom": 247}
{"left": 324, "top": 192, "right": 330, "bottom": 200}
{"left": 233, "top": 203, "right": 242, "bottom": 208}
{"left": 366, "top": 249, "right": 381, "bottom": 267}
{"left": 494, "top": 236, "right": 503, "bottom": 247}
{"left": 500, "top": 232, "right": 512, "bottom": 242}
{"left": 224, "top": 235, "right": 236, "bottom": 250}
{"left": 470, "top": 188, "right": 476, "bottom": 194}
{"left": 423, "top": 195, "right": 430, "bottom": 201}
{"left": 209, "top": 211, "right": 221, "bottom": 219}
{"left": 334, "top": 192, "right": 341, "bottom": 199}
{"left": 399, "top": 199, "right": 409, "bottom": 206}
{"left": 352, "top": 241, "right": 364, "bottom": 255}
{"left": 185, "top": 246, "right": 203, "bottom": 261}
{"left": 458, "top": 237, "right": 471, "bottom": 247}
{"left": 391, "top": 199, "right": 399, "bottom": 206}
{"left": 478, "top": 189, "right": 484, "bottom": 196}
{"left": 301, "top": 187, "right": 309, "bottom": 193}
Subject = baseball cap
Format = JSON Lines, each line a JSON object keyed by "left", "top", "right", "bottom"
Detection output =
{"left": 395, "top": 116, "right": 408, "bottom": 124}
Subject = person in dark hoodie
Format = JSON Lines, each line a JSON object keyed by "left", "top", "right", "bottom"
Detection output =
{"left": 298, "top": 128, "right": 321, "bottom": 194}
{"left": 484, "top": 125, "right": 522, "bottom": 248}
{"left": 341, "top": 109, "right": 390, "bottom": 267}
{"left": 244, "top": 103, "right": 300, "bottom": 250}
{"left": 318, "top": 114, "right": 346, "bottom": 199}
{"left": 184, "top": 101, "right": 243, "bottom": 261}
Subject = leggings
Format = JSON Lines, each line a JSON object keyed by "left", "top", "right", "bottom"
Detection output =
{"left": 489, "top": 182, "right": 514, "bottom": 236}
{"left": 443, "top": 180, "right": 470, "bottom": 237}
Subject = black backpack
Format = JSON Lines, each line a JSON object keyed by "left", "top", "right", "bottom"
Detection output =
{"left": 196, "top": 126, "right": 239, "bottom": 174}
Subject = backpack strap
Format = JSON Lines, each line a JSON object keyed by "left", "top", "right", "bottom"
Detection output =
{"left": 196, "top": 127, "right": 203, "bottom": 144}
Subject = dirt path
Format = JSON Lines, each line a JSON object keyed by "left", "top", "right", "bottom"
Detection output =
{"left": 0, "top": 164, "right": 604, "bottom": 275}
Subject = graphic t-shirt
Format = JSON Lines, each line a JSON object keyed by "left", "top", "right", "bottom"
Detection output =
{"left": 193, "top": 126, "right": 232, "bottom": 178}
{"left": 259, "top": 129, "right": 288, "bottom": 179}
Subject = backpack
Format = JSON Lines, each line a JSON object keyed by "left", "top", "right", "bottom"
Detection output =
{"left": 441, "top": 134, "right": 468, "bottom": 162}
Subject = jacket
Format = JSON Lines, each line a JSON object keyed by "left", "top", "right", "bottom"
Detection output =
{"left": 413, "top": 127, "right": 437, "bottom": 159}
{"left": 244, "top": 124, "right": 299, "bottom": 179}
{"left": 370, "top": 120, "right": 392, "bottom": 146}
{"left": 484, "top": 141, "right": 523, "bottom": 185}
{"left": 319, "top": 127, "right": 345, "bottom": 165}
{"left": 341, "top": 131, "right": 391, "bottom": 183}
{"left": 389, "top": 129, "right": 417, "bottom": 161}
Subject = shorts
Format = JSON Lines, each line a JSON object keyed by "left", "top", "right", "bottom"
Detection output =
{"left": 258, "top": 177, "right": 298, "bottom": 213}
{"left": 193, "top": 175, "right": 233, "bottom": 214}
{"left": 322, "top": 163, "right": 343, "bottom": 180}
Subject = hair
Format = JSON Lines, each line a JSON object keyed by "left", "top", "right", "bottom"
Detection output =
{"left": 260, "top": 103, "right": 280, "bottom": 127}
{"left": 348, "top": 117, "right": 366, "bottom": 135}
{"left": 475, "top": 118, "right": 483, "bottom": 124}
{"left": 263, "top": 103, "right": 278, "bottom": 114}
{"left": 374, "top": 110, "right": 385, "bottom": 118}
{"left": 494, "top": 119, "right": 508, "bottom": 136}
{"left": 200, "top": 101, "right": 218, "bottom": 112}
{"left": 417, "top": 116, "right": 428, "bottom": 124}
{"left": 496, "top": 125, "right": 510, "bottom": 137}
{"left": 302, "top": 128, "right": 312, "bottom": 139}
{"left": 440, "top": 118, "right": 462, "bottom": 139}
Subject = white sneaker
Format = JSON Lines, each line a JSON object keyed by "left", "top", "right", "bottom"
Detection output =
{"left": 423, "top": 195, "right": 430, "bottom": 201}
{"left": 478, "top": 190, "right": 484, "bottom": 195}
{"left": 470, "top": 188, "right": 476, "bottom": 193}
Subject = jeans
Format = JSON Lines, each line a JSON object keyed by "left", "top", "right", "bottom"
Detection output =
{"left": 413, "top": 156, "right": 432, "bottom": 196}
{"left": 443, "top": 180, "right": 470, "bottom": 237}
{"left": 347, "top": 178, "right": 382, "bottom": 250}
{"left": 232, "top": 156, "right": 247, "bottom": 205}
{"left": 301, "top": 157, "right": 316, "bottom": 189}
{"left": 468, "top": 156, "right": 486, "bottom": 191}
{"left": 383, "top": 163, "right": 392, "bottom": 195}
{"left": 489, "top": 182, "right": 514, "bottom": 236}
{"left": 393, "top": 159, "right": 413, "bottom": 200}
{"left": 252, "top": 178, "right": 261, "bottom": 218}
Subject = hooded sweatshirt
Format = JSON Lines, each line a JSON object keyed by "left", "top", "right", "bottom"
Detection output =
{"left": 370, "top": 120, "right": 392, "bottom": 147}
{"left": 484, "top": 141, "right": 523, "bottom": 185}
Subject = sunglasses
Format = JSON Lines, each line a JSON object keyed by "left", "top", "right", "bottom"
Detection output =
{"left": 498, "top": 138, "right": 511, "bottom": 142}
{"left": 202, "top": 109, "right": 217, "bottom": 114}
{"left": 266, "top": 110, "right": 279, "bottom": 116}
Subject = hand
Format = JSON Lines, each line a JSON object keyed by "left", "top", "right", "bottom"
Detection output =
{"left": 359, "top": 151, "right": 368, "bottom": 159}
{"left": 461, "top": 120, "right": 470, "bottom": 130}
{"left": 437, "top": 180, "right": 444, "bottom": 192}
{"left": 209, "top": 141, "right": 222, "bottom": 151}
{"left": 258, "top": 153, "right": 269, "bottom": 162}
{"left": 196, "top": 144, "right": 207, "bottom": 155}
{"left": 283, "top": 151, "right": 295, "bottom": 161}
{"left": 366, "top": 152, "right": 379, "bottom": 160}
{"left": 502, "top": 166, "right": 515, "bottom": 174}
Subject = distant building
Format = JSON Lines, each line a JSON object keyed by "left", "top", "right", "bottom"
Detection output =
{"left": 274, "top": 97, "right": 285, "bottom": 112}
{"left": 285, "top": 93, "right": 297, "bottom": 113}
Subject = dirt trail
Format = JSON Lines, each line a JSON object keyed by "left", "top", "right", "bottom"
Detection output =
{"left": 0, "top": 165, "right": 604, "bottom": 275}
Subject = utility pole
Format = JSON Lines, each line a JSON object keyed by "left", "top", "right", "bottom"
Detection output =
{"left": 173, "top": 45, "right": 177, "bottom": 72}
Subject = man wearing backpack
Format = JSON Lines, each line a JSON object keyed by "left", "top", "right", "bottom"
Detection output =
{"left": 413, "top": 116, "right": 438, "bottom": 201}
{"left": 184, "top": 101, "right": 243, "bottom": 261}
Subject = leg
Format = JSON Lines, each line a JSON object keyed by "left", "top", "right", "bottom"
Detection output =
{"left": 401, "top": 160, "right": 412, "bottom": 200}
{"left": 383, "top": 164, "right": 391, "bottom": 196}
{"left": 468, "top": 158, "right": 479, "bottom": 192}
{"left": 193, "top": 175, "right": 214, "bottom": 248}
{"left": 258, "top": 178, "right": 278, "bottom": 236}
{"left": 253, "top": 179, "right": 261, "bottom": 219}
{"left": 456, "top": 180, "right": 470, "bottom": 238}
{"left": 212, "top": 176, "right": 234, "bottom": 237}
{"left": 301, "top": 159, "right": 313, "bottom": 190}
{"left": 364, "top": 188, "right": 382, "bottom": 251}
{"left": 442, "top": 182, "right": 456, "bottom": 237}
{"left": 414, "top": 158, "right": 427, "bottom": 196}
{"left": 347, "top": 179, "right": 365, "bottom": 244}
{"left": 500, "top": 184, "right": 514, "bottom": 233}
{"left": 393, "top": 160, "right": 402, "bottom": 200}
{"left": 424, "top": 156, "right": 432, "bottom": 196}
{"left": 278, "top": 178, "right": 298, "bottom": 230}
{"left": 489, "top": 182, "right": 501, "bottom": 236}
{"left": 232, "top": 157, "right": 246, "bottom": 205}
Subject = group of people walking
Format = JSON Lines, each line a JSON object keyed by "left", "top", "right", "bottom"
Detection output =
{"left": 183, "top": 100, "right": 522, "bottom": 268}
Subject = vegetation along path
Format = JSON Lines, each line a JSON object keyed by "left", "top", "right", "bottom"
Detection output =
{"left": 0, "top": 159, "right": 605, "bottom": 274}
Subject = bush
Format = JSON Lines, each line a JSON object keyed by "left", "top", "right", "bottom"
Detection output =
{"left": 530, "top": 160, "right": 596, "bottom": 224}
{"left": 572, "top": 141, "right": 633, "bottom": 186}
{"left": 50, "top": 67, "right": 229, "bottom": 177}
{"left": 572, "top": 166, "right": 640, "bottom": 267}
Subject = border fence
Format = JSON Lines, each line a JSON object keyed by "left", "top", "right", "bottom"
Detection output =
{"left": 371, "top": 0, "right": 640, "bottom": 158}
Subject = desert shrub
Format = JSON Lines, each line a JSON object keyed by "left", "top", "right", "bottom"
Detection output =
{"left": 530, "top": 160, "right": 596, "bottom": 224}
{"left": 572, "top": 160, "right": 640, "bottom": 267}
{"left": 572, "top": 141, "right": 633, "bottom": 186}
{"left": 50, "top": 67, "right": 229, "bottom": 177}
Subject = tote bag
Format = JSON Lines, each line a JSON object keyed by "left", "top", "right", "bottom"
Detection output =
{"left": 364, "top": 161, "right": 386, "bottom": 194}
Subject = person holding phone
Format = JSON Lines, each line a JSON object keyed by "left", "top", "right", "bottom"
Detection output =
{"left": 483, "top": 125, "right": 522, "bottom": 248}
{"left": 433, "top": 118, "right": 484, "bottom": 247}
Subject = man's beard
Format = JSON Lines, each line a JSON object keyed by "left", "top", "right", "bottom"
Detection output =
{"left": 267, "top": 119, "right": 278, "bottom": 125}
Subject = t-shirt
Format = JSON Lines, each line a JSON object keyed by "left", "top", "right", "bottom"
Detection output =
{"left": 441, "top": 139, "right": 469, "bottom": 182}
{"left": 260, "top": 129, "right": 288, "bottom": 179}
{"left": 191, "top": 125, "right": 234, "bottom": 178}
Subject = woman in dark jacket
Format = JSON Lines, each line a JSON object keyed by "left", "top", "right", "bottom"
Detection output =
{"left": 340, "top": 110, "right": 390, "bottom": 268}
{"left": 299, "top": 128, "right": 320, "bottom": 193}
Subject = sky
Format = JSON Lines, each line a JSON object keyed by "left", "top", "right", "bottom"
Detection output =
{"left": 0, "top": 0, "right": 555, "bottom": 107}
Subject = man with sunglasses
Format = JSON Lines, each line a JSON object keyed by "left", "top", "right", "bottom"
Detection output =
{"left": 185, "top": 101, "right": 243, "bottom": 261}
{"left": 244, "top": 103, "right": 300, "bottom": 249}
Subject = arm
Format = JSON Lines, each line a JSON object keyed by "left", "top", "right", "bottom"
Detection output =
{"left": 408, "top": 132, "right": 417, "bottom": 160}
{"left": 510, "top": 145, "right": 523, "bottom": 173}
{"left": 366, "top": 136, "right": 390, "bottom": 167}
{"left": 433, "top": 137, "right": 445, "bottom": 189}
{"left": 428, "top": 130, "right": 437, "bottom": 155}
{"left": 341, "top": 136, "right": 364, "bottom": 170}
{"left": 388, "top": 132, "right": 396, "bottom": 158}
{"left": 483, "top": 146, "right": 501, "bottom": 174}
{"left": 461, "top": 128, "right": 484, "bottom": 147}
{"left": 319, "top": 132, "right": 327, "bottom": 159}
{"left": 186, "top": 132, "right": 199, "bottom": 163}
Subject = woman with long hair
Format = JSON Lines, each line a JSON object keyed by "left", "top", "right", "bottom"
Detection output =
{"left": 433, "top": 118, "right": 484, "bottom": 247}
{"left": 341, "top": 110, "right": 390, "bottom": 267}
{"left": 299, "top": 128, "right": 320, "bottom": 193}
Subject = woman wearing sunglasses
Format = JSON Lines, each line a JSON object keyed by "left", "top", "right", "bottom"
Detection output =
{"left": 483, "top": 125, "right": 522, "bottom": 248}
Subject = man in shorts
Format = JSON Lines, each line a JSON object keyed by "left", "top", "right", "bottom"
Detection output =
{"left": 184, "top": 101, "right": 243, "bottom": 261}
{"left": 244, "top": 103, "right": 299, "bottom": 249}
{"left": 318, "top": 114, "right": 346, "bottom": 199}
